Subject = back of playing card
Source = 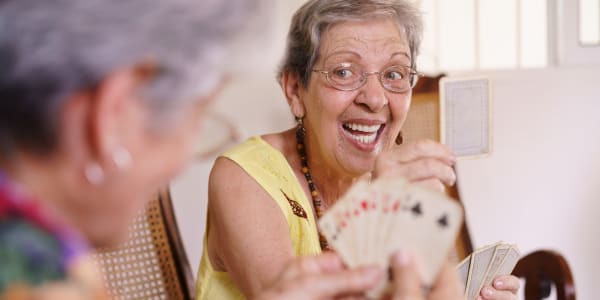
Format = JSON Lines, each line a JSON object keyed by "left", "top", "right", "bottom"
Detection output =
{"left": 440, "top": 77, "right": 492, "bottom": 158}
{"left": 466, "top": 243, "right": 498, "bottom": 300}
{"left": 455, "top": 242, "right": 520, "bottom": 300}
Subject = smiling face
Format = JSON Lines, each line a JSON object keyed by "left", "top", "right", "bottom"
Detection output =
{"left": 293, "top": 18, "right": 412, "bottom": 178}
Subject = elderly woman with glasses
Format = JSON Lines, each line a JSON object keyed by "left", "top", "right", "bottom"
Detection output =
{"left": 198, "top": 0, "right": 520, "bottom": 299}
{"left": 0, "top": 0, "right": 435, "bottom": 299}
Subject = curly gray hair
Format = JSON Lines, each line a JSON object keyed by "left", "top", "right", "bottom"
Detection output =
{"left": 277, "top": 0, "right": 423, "bottom": 88}
{"left": 0, "top": 0, "right": 265, "bottom": 155}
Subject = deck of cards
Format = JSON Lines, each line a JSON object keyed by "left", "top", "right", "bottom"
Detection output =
{"left": 456, "top": 242, "right": 521, "bottom": 300}
{"left": 318, "top": 178, "right": 464, "bottom": 298}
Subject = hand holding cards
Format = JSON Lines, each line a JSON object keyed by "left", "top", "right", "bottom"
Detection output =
{"left": 456, "top": 242, "right": 521, "bottom": 300}
{"left": 318, "top": 178, "right": 464, "bottom": 298}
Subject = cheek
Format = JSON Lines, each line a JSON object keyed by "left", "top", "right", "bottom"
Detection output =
{"left": 390, "top": 94, "right": 411, "bottom": 125}
{"left": 312, "top": 90, "right": 355, "bottom": 125}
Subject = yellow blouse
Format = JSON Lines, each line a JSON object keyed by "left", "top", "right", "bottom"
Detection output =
{"left": 195, "top": 136, "right": 322, "bottom": 300}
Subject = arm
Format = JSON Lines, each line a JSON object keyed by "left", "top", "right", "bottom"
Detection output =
{"left": 206, "top": 157, "right": 296, "bottom": 298}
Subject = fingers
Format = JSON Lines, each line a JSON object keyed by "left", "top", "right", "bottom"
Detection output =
{"left": 374, "top": 139, "right": 457, "bottom": 188}
{"left": 479, "top": 287, "right": 517, "bottom": 300}
{"left": 265, "top": 254, "right": 383, "bottom": 300}
{"left": 387, "top": 139, "right": 455, "bottom": 165}
{"left": 478, "top": 275, "right": 520, "bottom": 300}
{"left": 294, "top": 266, "right": 382, "bottom": 298}
{"left": 493, "top": 275, "right": 520, "bottom": 293}
{"left": 391, "top": 251, "right": 424, "bottom": 300}
{"left": 428, "top": 262, "right": 463, "bottom": 300}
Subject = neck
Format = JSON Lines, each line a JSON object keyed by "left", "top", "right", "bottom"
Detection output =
{"left": 3, "top": 151, "right": 81, "bottom": 231}
{"left": 300, "top": 128, "right": 369, "bottom": 208}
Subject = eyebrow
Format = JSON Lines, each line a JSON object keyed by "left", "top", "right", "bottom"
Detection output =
{"left": 323, "top": 50, "right": 363, "bottom": 62}
{"left": 390, "top": 51, "right": 411, "bottom": 61}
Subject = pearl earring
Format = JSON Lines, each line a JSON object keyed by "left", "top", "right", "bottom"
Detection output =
{"left": 112, "top": 147, "right": 132, "bottom": 171}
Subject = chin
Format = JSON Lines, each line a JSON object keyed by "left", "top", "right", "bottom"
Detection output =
{"left": 343, "top": 158, "right": 377, "bottom": 177}
{"left": 85, "top": 220, "right": 132, "bottom": 249}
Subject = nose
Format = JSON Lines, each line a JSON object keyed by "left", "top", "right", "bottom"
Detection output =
{"left": 355, "top": 73, "right": 388, "bottom": 112}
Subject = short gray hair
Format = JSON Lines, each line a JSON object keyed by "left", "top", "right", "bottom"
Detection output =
{"left": 277, "top": 0, "right": 423, "bottom": 87}
{"left": 0, "top": 0, "right": 264, "bottom": 155}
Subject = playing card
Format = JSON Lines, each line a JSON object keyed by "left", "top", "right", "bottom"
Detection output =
{"left": 479, "top": 243, "right": 511, "bottom": 292}
{"left": 456, "top": 255, "right": 471, "bottom": 294}
{"left": 466, "top": 243, "right": 498, "bottom": 300}
{"left": 319, "top": 178, "right": 463, "bottom": 299}
{"left": 440, "top": 77, "right": 492, "bottom": 158}
{"left": 387, "top": 183, "right": 463, "bottom": 286}
{"left": 494, "top": 245, "right": 520, "bottom": 278}
{"left": 455, "top": 242, "right": 520, "bottom": 300}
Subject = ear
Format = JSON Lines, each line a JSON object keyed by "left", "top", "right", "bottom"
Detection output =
{"left": 84, "top": 62, "right": 158, "bottom": 168}
{"left": 281, "top": 71, "right": 306, "bottom": 119}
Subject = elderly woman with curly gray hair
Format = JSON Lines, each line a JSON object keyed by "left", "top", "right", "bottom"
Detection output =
{"left": 198, "top": 0, "right": 520, "bottom": 299}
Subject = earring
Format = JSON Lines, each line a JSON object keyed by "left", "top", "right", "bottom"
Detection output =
{"left": 84, "top": 163, "right": 105, "bottom": 185}
{"left": 395, "top": 131, "right": 404, "bottom": 145}
{"left": 112, "top": 147, "right": 132, "bottom": 171}
{"left": 295, "top": 116, "right": 305, "bottom": 138}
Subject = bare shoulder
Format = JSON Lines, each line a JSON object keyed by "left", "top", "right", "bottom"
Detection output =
{"left": 207, "top": 155, "right": 295, "bottom": 296}
{"left": 261, "top": 129, "right": 297, "bottom": 161}
{"left": 208, "top": 156, "right": 275, "bottom": 214}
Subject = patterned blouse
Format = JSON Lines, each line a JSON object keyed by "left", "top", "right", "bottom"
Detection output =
{"left": 0, "top": 171, "right": 106, "bottom": 299}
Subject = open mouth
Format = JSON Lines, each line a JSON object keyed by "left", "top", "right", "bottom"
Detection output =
{"left": 342, "top": 122, "right": 385, "bottom": 145}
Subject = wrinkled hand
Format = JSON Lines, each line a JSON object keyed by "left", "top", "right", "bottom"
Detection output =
{"left": 390, "top": 251, "right": 463, "bottom": 300}
{"left": 255, "top": 252, "right": 383, "bottom": 300}
{"left": 477, "top": 275, "right": 520, "bottom": 300}
{"left": 374, "top": 139, "right": 456, "bottom": 192}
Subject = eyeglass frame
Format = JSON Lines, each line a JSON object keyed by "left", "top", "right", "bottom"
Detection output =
{"left": 311, "top": 63, "right": 423, "bottom": 93}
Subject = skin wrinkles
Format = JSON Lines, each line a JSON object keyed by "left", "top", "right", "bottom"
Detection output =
{"left": 299, "top": 19, "right": 413, "bottom": 207}
{"left": 320, "top": 32, "right": 411, "bottom": 71}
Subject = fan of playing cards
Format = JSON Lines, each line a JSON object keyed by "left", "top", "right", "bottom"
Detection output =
{"left": 318, "top": 178, "right": 464, "bottom": 298}
{"left": 457, "top": 242, "right": 521, "bottom": 300}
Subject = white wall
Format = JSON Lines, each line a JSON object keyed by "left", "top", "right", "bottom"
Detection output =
{"left": 169, "top": 2, "right": 600, "bottom": 299}
{"left": 455, "top": 67, "right": 600, "bottom": 300}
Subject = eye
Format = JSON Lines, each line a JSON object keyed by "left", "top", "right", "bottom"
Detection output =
{"left": 384, "top": 68, "right": 405, "bottom": 81}
{"left": 332, "top": 67, "right": 355, "bottom": 79}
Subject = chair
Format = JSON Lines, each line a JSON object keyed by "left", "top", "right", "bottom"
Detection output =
{"left": 91, "top": 188, "right": 195, "bottom": 300}
{"left": 403, "top": 75, "right": 576, "bottom": 300}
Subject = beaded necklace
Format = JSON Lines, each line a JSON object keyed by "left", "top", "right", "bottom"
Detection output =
{"left": 295, "top": 125, "right": 330, "bottom": 251}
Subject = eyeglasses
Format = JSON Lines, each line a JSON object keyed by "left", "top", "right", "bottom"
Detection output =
{"left": 312, "top": 63, "right": 422, "bottom": 93}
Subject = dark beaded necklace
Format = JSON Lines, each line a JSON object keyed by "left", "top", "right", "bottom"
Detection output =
{"left": 295, "top": 124, "right": 330, "bottom": 251}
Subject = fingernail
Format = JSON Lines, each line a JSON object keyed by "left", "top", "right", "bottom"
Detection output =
{"left": 448, "top": 154, "right": 457, "bottom": 164}
{"left": 482, "top": 286, "right": 494, "bottom": 297}
{"left": 394, "top": 250, "right": 411, "bottom": 266}
{"left": 494, "top": 279, "right": 504, "bottom": 288}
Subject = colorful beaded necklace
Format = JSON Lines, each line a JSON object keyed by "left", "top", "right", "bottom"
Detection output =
{"left": 295, "top": 124, "right": 330, "bottom": 251}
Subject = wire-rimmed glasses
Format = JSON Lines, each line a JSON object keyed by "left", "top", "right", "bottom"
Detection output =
{"left": 312, "top": 63, "right": 422, "bottom": 93}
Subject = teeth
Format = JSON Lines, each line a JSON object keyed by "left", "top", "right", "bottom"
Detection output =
{"left": 343, "top": 122, "right": 382, "bottom": 145}
{"left": 345, "top": 123, "right": 381, "bottom": 133}
{"left": 348, "top": 133, "right": 377, "bottom": 144}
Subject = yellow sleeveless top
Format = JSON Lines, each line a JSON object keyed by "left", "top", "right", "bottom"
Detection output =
{"left": 195, "top": 136, "right": 322, "bottom": 300}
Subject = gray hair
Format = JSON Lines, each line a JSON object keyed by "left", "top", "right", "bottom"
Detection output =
{"left": 277, "top": 0, "right": 423, "bottom": 87}
{"left": 0, "top": 0, "right": 265, "bottom": 155}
